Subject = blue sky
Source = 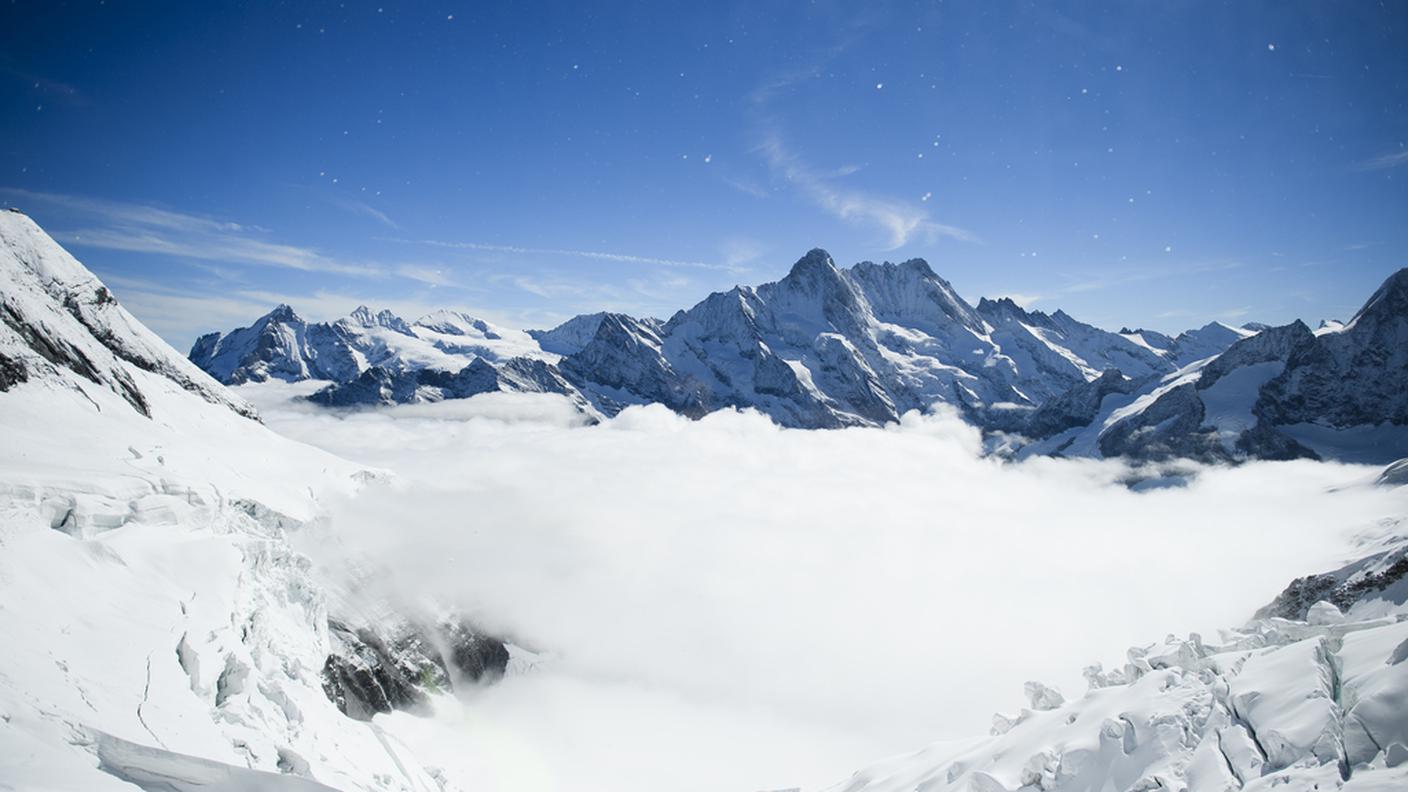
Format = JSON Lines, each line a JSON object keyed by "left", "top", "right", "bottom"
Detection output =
{"left": 2, "top": 1, "right": 1405, "bottom": 349}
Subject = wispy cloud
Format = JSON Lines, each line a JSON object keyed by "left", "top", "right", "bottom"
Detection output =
{"left": 56, "top": 226, "right": 381, "bottom": 277}
{"left": 1052, "top": 259, "right": 1245, "bottom": 296}
{"left": 717, "top": 173, "right": 772, "bottom": 199}
{"left": 4, "top": 187, "right": 248, "bottom": 233}
{"left": 1357, "top": 149, "right": 1408, "bottom": 171}
{"left": 395, "top": 264, "right": 456, "bottom": 287}
{"left": 995, "top": 292, "right": 1042, "bottom": 309}
{"left": 758, "top": 132, "right": 975, "bottom": 250}
{"left": 2, "top": 188, "right": 381, "bottom": 277}
{"left": 329, "top": 195, "right": 399, "bottom": 229}
{"left": 392, "top": 237, "right": 738, "bottom": 272}
{"left": 719, "top": 237, "right": 767, "bottom": 271}
{"left": 745, "top": 46, "right": 975, "bottom": 251}
{"left": 2, "top": 67, "right": 86, "bottom": 106}
{"left": 102, "top": 273, "right": 483, "bottom": 349}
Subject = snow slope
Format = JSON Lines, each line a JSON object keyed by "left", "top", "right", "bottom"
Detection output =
{"left": 829, "top": 523, "right": 1408, "bottom": 792}
{"left": 0, "top": 211, "right": 455, "bottom": 791}
{"left": 0, "top": 208, "right": 255, "bottom": 421}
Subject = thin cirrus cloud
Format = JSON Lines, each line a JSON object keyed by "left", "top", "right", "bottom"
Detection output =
{"left": 1356, "top": 149, "right": 1408, "bottom": 171}
{"left": 329, "top": 194, "right": 400, "bottom": 230}
{"left": 1, "top": 187, "right": 382, "bottom": 277}
{"left": 759, "top": 132, "right": 977, "bottom": 250}
{"left": 101, "top": 272, "right": 483, "bottom": 349}
{"left": 0, "top": 187, "right": 723, "bottom": 344}
{"left": 745, "top": 54, "right": 976, "bottom": 251}
{"left": 395, "top": 237, "right": 738, "bottom": 273}
{"left": 993, "top": 292, "right": 1043, "bottom": 309}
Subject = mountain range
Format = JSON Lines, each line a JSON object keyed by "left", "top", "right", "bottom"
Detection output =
{"left": 190, "top": 248, "right": 1408, "bottom": 464}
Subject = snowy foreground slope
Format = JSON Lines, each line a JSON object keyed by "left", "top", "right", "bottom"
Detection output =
{"left": 0, "top": 210, "right": 469, "bottom": 791}
{"left": 828, "top": 528, "right": 1408, "bottom": 792}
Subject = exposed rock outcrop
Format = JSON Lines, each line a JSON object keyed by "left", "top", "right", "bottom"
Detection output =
{"left": 321, "top": 618, "right": 510, "bottom": 722}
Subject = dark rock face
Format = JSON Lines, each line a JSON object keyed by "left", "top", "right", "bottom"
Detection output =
{"left": 1258, "top": 269, "right": 1408, "bottom": 430}
{"left": 443, "top": 622, "right": 511, "bottom": 683}
{"left": 321, "top": 622, "right": 431, "bottom": 721}
{"left": 1198, "top": 321, "right": 1314, "bottom": 391}
{"left": 1256, "top": 546, "right": 1408, "bottom": 621}
{"left": 1234, "top": 420, "right": 1318, "bottom": 461}
{"left": 0, "top": 299, "right": 150, "bottom": 416}
{"left": 306, "top": 367, "right": 418, "bottom": 408}
{"left": 1097, "top": 383, "right": 1221, "bottom": 462}
{"left": 320, "top": 618, "right": 508, "bottom": 721}
{"left": 1024, "top": 369, "right": 1139, "bottom": 440}
{"left": 307, "top": 355, "right": 586, "bottom": 408}
{"left": 0, "top": 351, "right": 26, "bottom": 390}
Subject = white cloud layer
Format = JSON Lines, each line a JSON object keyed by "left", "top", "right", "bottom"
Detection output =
{"left": 238, "top": 386, "right": 1404, "bottom": 792}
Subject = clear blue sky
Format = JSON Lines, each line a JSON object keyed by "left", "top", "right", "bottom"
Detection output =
{"left": 2, "top": 1, "right": 1405, "bottom": 349}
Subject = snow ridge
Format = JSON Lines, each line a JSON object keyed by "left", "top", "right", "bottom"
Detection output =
{"left": 0, "top": 209, "right": 256, "bottom": 420}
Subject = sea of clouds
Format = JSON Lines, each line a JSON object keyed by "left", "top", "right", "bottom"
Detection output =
{"left": 239, "top": 384, "right": 1406, "bottom": 792}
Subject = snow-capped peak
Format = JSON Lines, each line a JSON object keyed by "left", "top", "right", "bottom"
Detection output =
{"left": 413, "top": 309, "right": 503, "bottom": 340}
{"left": 264, "top": 302, "right": 301, "bottom": 323}
{"left": 1343, "top": 266, "right": 1408, "bottom": 333}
